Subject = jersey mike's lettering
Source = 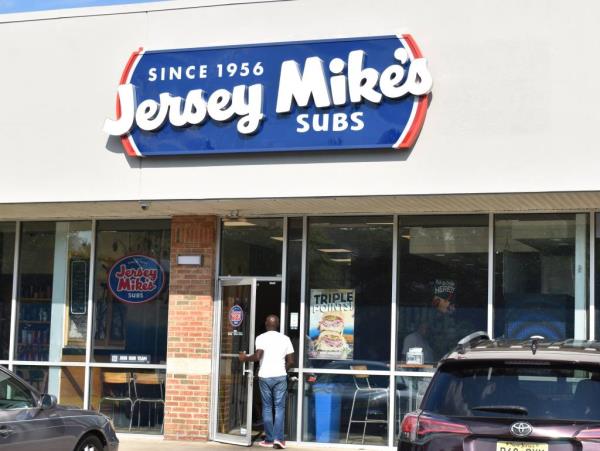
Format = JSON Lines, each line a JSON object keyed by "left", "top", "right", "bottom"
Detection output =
{"left": 108, "top": 255, "right": 165, "bottom": 304}
{"left": 276, "top": 48, "right": 432, "bottom": 113}
{"left": 103, "top": 35, "right": 433, "bottom": 157}
{"left": 104, "top": 83, "right": 265, "bottom": 136}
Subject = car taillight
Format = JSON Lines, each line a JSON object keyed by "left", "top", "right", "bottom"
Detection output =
{"left": 418, "top": 417, "right": 471, "bottom": 436}
{"left": 400, "top": 413, "right": 419, "bottom": 441}
{"left": 576, "top": 428, "right": 600, "bottom": 440}
{"left": 400, "top": 413, "right": 470, "bottom": 443}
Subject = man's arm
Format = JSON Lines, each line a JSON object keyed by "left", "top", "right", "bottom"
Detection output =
{"left": 285, "top": 352, "right": 295, "bottom": 371}
{"left": 239, "top": 349, "right": 264, "bottom": 362}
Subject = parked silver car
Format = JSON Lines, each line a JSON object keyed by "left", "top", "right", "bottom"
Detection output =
{"left": 0, "top": 366, "right": 118, "bottom": 451}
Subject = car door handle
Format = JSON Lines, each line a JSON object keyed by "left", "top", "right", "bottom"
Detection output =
{"left": 0, "top": 426, "right": 13, "bottom": 438}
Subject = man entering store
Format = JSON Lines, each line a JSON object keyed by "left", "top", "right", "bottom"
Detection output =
{"left": 239, "top": 314, "right": 294, "bottom": 449}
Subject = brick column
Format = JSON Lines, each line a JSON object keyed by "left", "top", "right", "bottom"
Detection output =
{"left": 164, "top": 216, "right": 217, "bottom": 441}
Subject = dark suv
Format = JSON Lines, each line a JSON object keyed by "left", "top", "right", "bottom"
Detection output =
{"left": 399, "top": 332, "right": 600, "bottom": 451}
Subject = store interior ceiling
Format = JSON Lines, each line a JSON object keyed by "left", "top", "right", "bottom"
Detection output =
{"left": 0, "top": 191, "right": 600, "bottom": 220}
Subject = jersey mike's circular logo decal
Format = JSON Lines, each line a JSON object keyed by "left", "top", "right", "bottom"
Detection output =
{"left": 108, "top": 255, "right": 165, "bottom": 304}
{"left": 229, "top": 305, "right": 244, "bottom": 328}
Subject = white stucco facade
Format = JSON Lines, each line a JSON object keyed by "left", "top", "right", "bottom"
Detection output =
{"left": 0, "top": 0, "right": 598, "bottom": 211}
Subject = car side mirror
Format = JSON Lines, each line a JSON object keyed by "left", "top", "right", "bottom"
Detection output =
{"left": 40, "top": 394, "right": 57, "bottom": 410}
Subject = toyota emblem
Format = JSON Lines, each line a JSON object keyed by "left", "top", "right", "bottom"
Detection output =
{"left": 510, "top": 422, "right": 533, "bottom": 437}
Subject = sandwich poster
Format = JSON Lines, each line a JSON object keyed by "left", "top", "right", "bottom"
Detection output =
{"left": 308, "top": 289, "right": 355, "bottom": 360}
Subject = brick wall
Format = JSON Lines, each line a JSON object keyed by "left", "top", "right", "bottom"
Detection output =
{"left": 164, "top": 216, "right": 216, "bottom": 441}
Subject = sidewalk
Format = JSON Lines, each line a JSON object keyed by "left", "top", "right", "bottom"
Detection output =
{"left": 117, "top": 436, "right": 366, "bottom": 451}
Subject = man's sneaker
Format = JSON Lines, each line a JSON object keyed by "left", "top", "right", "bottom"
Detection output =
{"left": 273, "top": 440, "right": 286, "bottom": 449}
{"left": 258, "top": 440, "right": 273, "bottom": 448}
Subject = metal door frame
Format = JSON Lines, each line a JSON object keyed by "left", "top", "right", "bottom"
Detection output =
{"left": 212, "top": 276, "right": 282, "bottom": 446}
{"left": 213, "top": 278, "right": 256, "bottom": 446}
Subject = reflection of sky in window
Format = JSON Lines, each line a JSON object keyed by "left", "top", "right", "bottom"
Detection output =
{"left": 0, "top": 0, "right": 166, "bottom": 14}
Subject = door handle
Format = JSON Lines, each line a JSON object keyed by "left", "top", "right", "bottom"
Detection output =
{"left": 0, "top": 426, "right": 14, "bottom": 438}
{"left": 242, "top": 361, "right": 253, "bottom": 377}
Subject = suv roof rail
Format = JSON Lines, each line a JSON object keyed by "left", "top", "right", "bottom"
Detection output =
{"left": 456, "top": 331, "right": 490, "bottom": 354}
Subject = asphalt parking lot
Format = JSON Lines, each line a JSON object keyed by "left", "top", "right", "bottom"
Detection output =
{"left": 118, "top": 436, "right": 349, "bottom": 451}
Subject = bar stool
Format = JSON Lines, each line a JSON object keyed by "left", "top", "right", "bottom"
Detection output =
{"left": 98, "top": 371, "right": 134, "bottom": 431}
{"left": 345, "top": 365, "right": 389, "bottom": 444}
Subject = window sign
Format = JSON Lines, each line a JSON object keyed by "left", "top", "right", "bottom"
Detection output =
{"left": 103, "top": 35, "right": 432, "bottom": 156}
{"left": 308, "top": 289, "right": 355, "bottom": 360}
{"left": 229, "top": 305, "right": 244, "bottom": 328}
{"left": 290, "top": 312, "right": 299, "bottom": 330}
{"left": 108, "top": 255, "right": 165, "bottom": 304}
{"left": 110, "top": 354, "right": 151, "bottom": 364}
{"left": 70, "top": 260, "right": 88, "bottom": 315}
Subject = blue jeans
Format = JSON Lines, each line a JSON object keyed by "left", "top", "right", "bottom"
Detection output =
{"left": 258, "top": 376, "right": 287, "bottom": 442}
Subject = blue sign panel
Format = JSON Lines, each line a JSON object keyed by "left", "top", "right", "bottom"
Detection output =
{"left": 103, "top": 34, "right": 432, "bottom": 157}
{"left": 108, "top": 255, "right": 165, "bottom": 304}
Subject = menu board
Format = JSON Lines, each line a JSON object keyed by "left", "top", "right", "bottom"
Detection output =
{"left": 308, "top": 289, "right": 355, "bottom": 360}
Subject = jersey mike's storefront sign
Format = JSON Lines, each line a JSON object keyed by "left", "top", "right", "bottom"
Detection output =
{"left": 104, "top": 34, "right": 433, "bottom": 157}
{"left": 108, "top": 255, "right": 165, "bottom": 304}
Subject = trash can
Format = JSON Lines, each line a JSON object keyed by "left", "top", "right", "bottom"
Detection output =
{"left": 313, "top": 383, "right": 342, "bottom": 442}
{"left": 286, "top": 375, "right": 298, "bottom": 440}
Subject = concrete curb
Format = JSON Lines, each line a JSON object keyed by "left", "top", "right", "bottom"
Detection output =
{"left": 117, "top": 437, "right": 363, "bottom": 450}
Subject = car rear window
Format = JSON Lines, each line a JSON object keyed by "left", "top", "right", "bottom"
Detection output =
{"left": 422, "top": 361, "right": 600, "bottom": 421}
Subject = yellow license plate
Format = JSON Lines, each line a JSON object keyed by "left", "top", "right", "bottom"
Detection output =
{"left": 496, "top": 442, "right": 548, "bottom": 451}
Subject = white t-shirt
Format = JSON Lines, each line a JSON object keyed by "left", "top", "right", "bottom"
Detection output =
{"left": 255, "top": 330, "right": 294, "bottom": 378}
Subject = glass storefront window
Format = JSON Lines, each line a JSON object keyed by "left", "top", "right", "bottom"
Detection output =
{"left": 302, "top": 372, "right": 389, "bottom": 445}
{"left": 495, "top": 214, "right": 588, "bottom": 340}
{"left": 58, "top": 366, "right": 85, "bottom": 408}
{"left": 305, "top": 217, "right": 393, "bottom": 368}
{"left": 220, "top": 218, "right": 283, "bottom": 276}
{"left": 0, "top": 223, "right": 15, "bottom": 360}
{"left": 14, "top": 365, "right": 49, "bottom": 393}
{"left": 16, "top": 223, "right": 54, "bottom": 362}
{"left": 393, "top": 375, "right": 432, "bottom": 446}
{"left": 0, "top": 218, "right": 173, "bottom": 429}
{"left": 90, "top": 367, "right": 165, "bottom": 433}
{"left": 397, "top": 216, "right": 488, "bottom": 365}
{"left": 93, "top": 220, "right": 170, "bottom": 364}
{"left": 596, "top": 213, "right": 600, "bottom": 340}
{"left": 16, "top": 222, "right": 92, "bottom": 363}
{"left": 14, "top": 365, "right": 85, "bottom": 407}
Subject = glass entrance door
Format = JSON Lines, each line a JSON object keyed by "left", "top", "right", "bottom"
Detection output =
{"left": 215, "top": 279, "right": 256, "bottom": 446}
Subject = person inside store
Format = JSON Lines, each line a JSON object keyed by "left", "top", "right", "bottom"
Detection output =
{"left": 401, "top": 321, "right": 434, "bottom": 364}
{"left": 239, "top": 315, "right": 294, "bottom": 449}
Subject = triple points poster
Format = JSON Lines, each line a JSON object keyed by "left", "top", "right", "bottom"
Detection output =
{"left": 308, "top": 288, "right": 355, "bottom": 360}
